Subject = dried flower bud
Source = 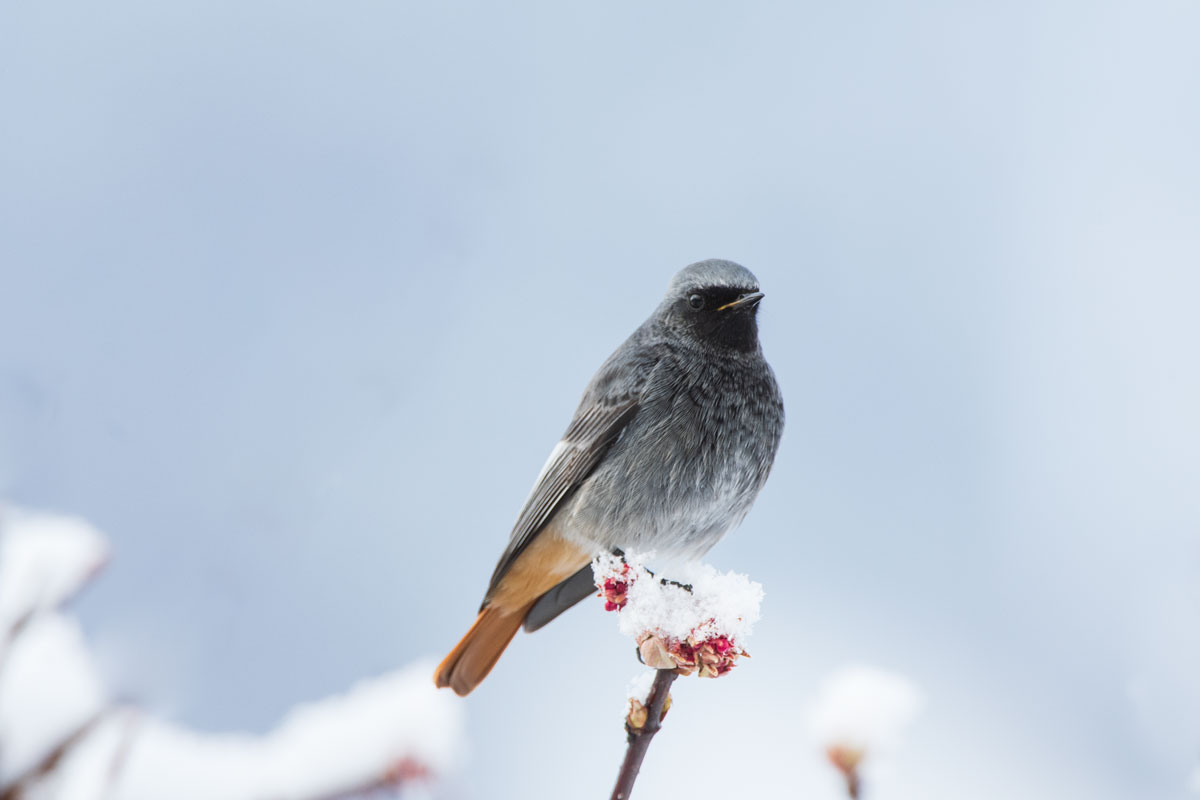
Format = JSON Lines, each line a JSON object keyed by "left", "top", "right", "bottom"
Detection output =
{"left": 826, "top": 745, "right": 864, "bottom": 799}
{"left": 627, "top": 698, "right": 649, "bottom": 731}
{"left": 625, "top": 688, "right": 672, "bottom": 733}
{"left": 603, "top": 577, "right": 629, "bottom": 611}
{"left": 597, "top": 558, "right": 632, "bottom": 611}
{"left": 690, "top": 634, "right": 744, "bottom": 678}
{"left": 826, "top": 744, "right": 864, "bottom": 774}
{"left": 637, "top": 634, "right": 676, "bottom": 670}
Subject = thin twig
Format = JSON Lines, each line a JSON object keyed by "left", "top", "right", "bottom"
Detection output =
{"left": 609, "top": 669, "right": 678, "bottom": 800}
{"left": 845, "top": 768, "right": 861, "bottom": 799}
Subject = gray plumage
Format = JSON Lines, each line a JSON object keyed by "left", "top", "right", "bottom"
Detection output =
{"left": 484, "top": 258, "right": 785, "bottom": 631}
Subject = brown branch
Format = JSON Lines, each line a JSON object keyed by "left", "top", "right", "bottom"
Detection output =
{"left": 827, "top": 745, "right": 864, "bottom": 800}
{"left": 845, "top": 768, "right": 861, "bottom": 799}
{"left": 609, "top": 669, "right": 678, "bottom": 800}
{"left": 0, "top": 711, "right": 107, "bottom": 800}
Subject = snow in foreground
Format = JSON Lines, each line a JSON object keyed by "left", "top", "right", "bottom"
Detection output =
{"left": 0, "top": 505, "right": 464, "bottom": 800}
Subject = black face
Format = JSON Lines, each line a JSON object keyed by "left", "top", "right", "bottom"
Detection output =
{"left": 675, "top": 285, "right": 763, "bottom": 352}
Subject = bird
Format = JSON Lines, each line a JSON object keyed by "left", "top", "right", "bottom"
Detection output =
{"left": 434, "top": 259, "right": 784, "bottom": 696}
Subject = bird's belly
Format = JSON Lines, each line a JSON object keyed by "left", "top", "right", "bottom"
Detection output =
{"left": 559, "top": 422, "right": 769, "bottom": 561}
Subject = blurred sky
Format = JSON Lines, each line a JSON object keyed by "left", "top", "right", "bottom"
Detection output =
{"left": 2, "top": 1, "right": 1199, "bottom": 798}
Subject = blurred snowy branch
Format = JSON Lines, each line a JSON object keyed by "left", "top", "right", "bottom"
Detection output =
{"left": 0, "top": 505, "right": 464, "bottom": 800}
{"left": 0, "top": 508, "right": 108, "bottom": 650}
{"left": 594, "top": 553, "right": 763, "bottom": 800}
{"left": 809, "top": 665, "right": 923, "bottom": 799}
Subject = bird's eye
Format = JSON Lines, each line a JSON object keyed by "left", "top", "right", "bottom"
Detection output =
{"left": 688, "top": 293, "right": 705, "bottom": 310}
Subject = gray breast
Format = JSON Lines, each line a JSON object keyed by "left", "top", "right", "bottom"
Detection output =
{"left": 563, "top": 345, "right": 784, "bottom": 560}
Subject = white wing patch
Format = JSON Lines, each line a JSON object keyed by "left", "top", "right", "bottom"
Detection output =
{"left": 519, "top": 440, "right": 570, "bottom": 511}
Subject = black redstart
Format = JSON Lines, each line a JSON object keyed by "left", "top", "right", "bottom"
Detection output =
{"left": 435, "top": 259, "right": 784, "bottom": 696}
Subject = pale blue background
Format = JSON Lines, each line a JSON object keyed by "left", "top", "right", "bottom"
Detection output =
{"left": 2, "top": 2, "right": 1198, "bottom": 797}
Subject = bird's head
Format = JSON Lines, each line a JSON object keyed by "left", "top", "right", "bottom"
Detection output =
{"left": 658, "top": 259, "right": 765, "bottom": 352}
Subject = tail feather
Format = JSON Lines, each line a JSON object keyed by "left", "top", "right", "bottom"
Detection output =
{"left": 522, "top": 565, "right": 597, "bottom": 632}
{"left": 434, "top": 605, "right": 529, "bottom": 697}
{"left": 435, "top": 529, "right": 590, "bottom": 696}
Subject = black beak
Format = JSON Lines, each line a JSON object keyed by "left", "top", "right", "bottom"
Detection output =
{"left": 716, "top": 291, "right": 765, "bottom": 312}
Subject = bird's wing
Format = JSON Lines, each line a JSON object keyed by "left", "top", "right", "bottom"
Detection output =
{"left": 521, "top": 564, "right": 600, "bottom": 632}
{"left": 482, "top": 332, "right": 661, "bottom": 605}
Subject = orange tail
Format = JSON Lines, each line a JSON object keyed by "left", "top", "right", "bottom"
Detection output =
{"left": 435, "top": 529, "right": 590, "bottom": 696}
{"left": 434, "top": 604, "right": 530, "bottom": 697}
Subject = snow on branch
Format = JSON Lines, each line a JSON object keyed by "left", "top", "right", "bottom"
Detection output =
{"left": 593, "top": 552, "right": 763, "bottom": 679}
{"left": 0, "top": 613, "right": 108, "bottom": 790}
{"left": 22, "top": 662, "right": 463, "bottom": 800}
{"left": 809, "top": 665, "right": 924, "bottom": 799}
{"left": 0, "top": 506, "right": 108, "bottom": 639}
